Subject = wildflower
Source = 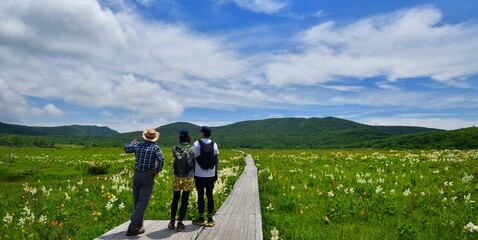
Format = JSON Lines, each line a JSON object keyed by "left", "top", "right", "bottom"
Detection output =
{"left": 39, "top": 215, "right": 47, "bottom": 224}
{"left": 304, "top": 184, "right": 308, "bottom": 189}
{"left": 110, "top": 194, "right": 118, "bottom": 203}
{"left": 328, "top": 191, "right": 334, "bottom": 197}
{"left": 349, "top": 188, "right": 354, "bottom": 194}
{"left": 266, "top": 203, "right": 274, "bottom": 211}
{"left": 464, "top": 193, "right": 475, "bottom": 203}
{"left": 464, "top": 222, "right": 478, "bottom": 232}
{"left": 421, "top": 192, "right": 426, "bottom": 196}
{"left": 17, "top": 217, "right": 25, "bottom": 227}
{"left": 119, "top": 202, "right": 125, "bottom": 209}
{"left": 92, "top": 211, "right": 102, "bottom": 220}
{"left": 3, "top": 213, "right": 13, "bottom": 225}
{"left": 271, "top": 227, "right": 279, "bottom": 240}
{"left": 290, "top": 185, "right": 295, "bottom": 191}
{"left": 375, "top": 185, "right": 383, "bottom": 194}
{"left": 403, "top": 188, "right": 411, "bottom": 196}
{"left": 268, "top": 174, "right": 273, "bottom": 180}
{"left": 65, "top": 192, "right": 71, "bottom": 200}
{"left": 21, "top": 206, "right": 31, "bottom": 217}
{"left": 444, "top": 181, "right": 454, "bottom": 187}
{"left": 105, "top": 202, "right": 113, "bottom": 210}
{"left": 324, "top": 216, "right": 330, "bottom": 223}
{"left": 69, "top": 185, "right": 77, "bottom": 191}
{"left": 77, "top": 179, "right": 83, "bottom": 185}
{"left": 41, "top": 186, "right": 52, "bottom": 196}
{"left": 462, "top": 173, "right": 474, "bottom": 183}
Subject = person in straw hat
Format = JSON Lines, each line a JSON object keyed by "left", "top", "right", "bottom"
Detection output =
{"left": 123, "top": 128, "right": 165, "bottom": 236}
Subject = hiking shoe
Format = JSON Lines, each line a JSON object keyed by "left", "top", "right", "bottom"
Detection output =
{"left": 126, "top": 226, "right": 145, "bottom": 236}
{"left": 192, "top": 218, "right": 205, "bottom": 226}
{"left": 168, "top": 220, "right": 175, "bottom": 230}
{"left": 176, "top": 221, "right": 185, "bottom": 232}
{"left": 206, "top": 220, "right": 215, "bottom": 227}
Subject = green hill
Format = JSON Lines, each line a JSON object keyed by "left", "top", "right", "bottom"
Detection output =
{"left": 1, "top": 118, "right": 476, "bottom": 149}
{"left": 354, "top": 127, "right": 478, "bottom": 149}
{"left": 0, "top": 122, "right": 118, "bottom": 136}
{"left": 211, "top": 117, "right": 439, "bottom": 149}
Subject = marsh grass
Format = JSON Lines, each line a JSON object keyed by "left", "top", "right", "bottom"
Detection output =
{"left": 0, "top": 147, "right": 245, "bottom": 239}
{"left": 252, "top": 149, "right": 478, "bottom": 240}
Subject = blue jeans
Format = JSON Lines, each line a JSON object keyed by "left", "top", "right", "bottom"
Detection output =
{"left": 129, "top": 171, "right": 154, "bottom": 229}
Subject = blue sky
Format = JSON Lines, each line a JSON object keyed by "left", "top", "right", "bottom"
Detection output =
{"left": 1, "top": 0, "right": 478, "bottom": 132}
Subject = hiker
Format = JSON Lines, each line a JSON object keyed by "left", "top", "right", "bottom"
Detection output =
{"left": 168, "top": 129, "right": 196, "bottom": 232}
{"left": 123, "top": 128, "right": 165, "bottom": 236}
{"left": 192, "top": 126, "right": 219, "bottom": 227}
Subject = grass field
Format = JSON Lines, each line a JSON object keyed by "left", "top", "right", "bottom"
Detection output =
{"left": 250, "top": 149, "right": 478, "bottom": 240}
{"left": 0, "top": 146, "right": 245, "bottom": 239}
{"left": 1, "top": 147, "right": 477, "bottom": 239}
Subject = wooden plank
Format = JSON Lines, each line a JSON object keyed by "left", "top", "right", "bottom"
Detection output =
{"left": 96, "top": 220, "right": 203, "bottom": 240}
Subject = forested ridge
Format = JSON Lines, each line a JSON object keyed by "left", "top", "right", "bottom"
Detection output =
{"left": 1, "top": 117, "right": 477, "bottom": 149}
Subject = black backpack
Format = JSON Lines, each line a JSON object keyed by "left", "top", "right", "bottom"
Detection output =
{"left": 197, "top": 140, "right": 216, "bottom": 169}
{"left": 172, "top": 145, "right": 194, "bottom": 177}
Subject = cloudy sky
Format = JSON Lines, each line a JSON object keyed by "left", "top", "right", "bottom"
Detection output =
{"left": 1, "top": 0, "right": 478, "bottom": 132}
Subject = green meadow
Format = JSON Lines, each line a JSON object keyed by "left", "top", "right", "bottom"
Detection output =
{"left": 0, "top": 147, "right": 245, "bottom": 239}
{"left": 1, "top": 147, "right": 477, "bottom": 239}
{"left": 253, "top": 149, "right": 478, "bottom": 240}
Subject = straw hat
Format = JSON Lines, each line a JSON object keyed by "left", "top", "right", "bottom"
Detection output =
{"left": 142, "top": 128, "right": 160, "bottom": 142}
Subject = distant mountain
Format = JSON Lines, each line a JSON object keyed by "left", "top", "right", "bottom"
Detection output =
{"left": 210, "top": 117, "right": 440, "bottom": 149}
{"left": 354, "top": 126, "right": 478, "bottom": 149}
{"left": 0, "top": 122, "right": 118, "bottom": 136}
{"left": 1, "top": 118, "right": 477, "bottom": 149}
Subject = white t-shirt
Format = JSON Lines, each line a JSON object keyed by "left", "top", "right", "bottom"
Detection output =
{"left": 193, "top": 138, "right": 219, "bottom": 178}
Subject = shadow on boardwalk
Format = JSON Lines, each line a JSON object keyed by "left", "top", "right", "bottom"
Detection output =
{"left": 96, "top": 154, "right": 263, "bottom": 240}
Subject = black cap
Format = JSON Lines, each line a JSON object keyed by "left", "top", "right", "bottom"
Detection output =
{"left": 199, "top": 126, "right": 212, "bottom": 136}
{"left": 179, "top": 129, "right": 189, "bottom": 137}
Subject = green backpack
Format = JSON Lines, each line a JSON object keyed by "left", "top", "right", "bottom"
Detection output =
{"left": 172, "top": 145, "right": 194, "bottom": 177}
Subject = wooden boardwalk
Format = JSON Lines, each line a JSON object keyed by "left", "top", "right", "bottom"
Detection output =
{"left": 96, "top": 154, "right": 263, "bottom": 240}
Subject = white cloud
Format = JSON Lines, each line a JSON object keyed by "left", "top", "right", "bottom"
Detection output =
{"left": 264, "top": 6, "right": 478, "bottom": 86}
{"left": 219, "top": 0, "right": 287, "bottom": 14}
{"left": 0, "top": 78, "right": 28, "bottom": 122}
{"left": 0, "top": 0, "right": 249, "bottom": 127}
{"left": 31, "top": 104, "right": 63, "bottom": 116}
{"left": 1, "top": 2, "right": 477, "bottom": 131}
{"left": 0, "top": 0, "right": 126, "bottom": 60}
{"left": 0, "top": 78, "right": 62, "bottom": 122}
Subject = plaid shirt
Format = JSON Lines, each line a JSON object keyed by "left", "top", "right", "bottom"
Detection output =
{"left": 124, "top": 141, "right": 165, "bottom": 173}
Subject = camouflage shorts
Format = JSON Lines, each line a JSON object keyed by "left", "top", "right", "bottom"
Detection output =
{"left": 173, "top": 177, "right": 194, "bottom": 191}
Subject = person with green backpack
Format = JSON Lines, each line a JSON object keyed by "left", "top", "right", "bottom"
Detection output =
{"left": 168, "top": 129, "right": 196, "bottom": 232}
